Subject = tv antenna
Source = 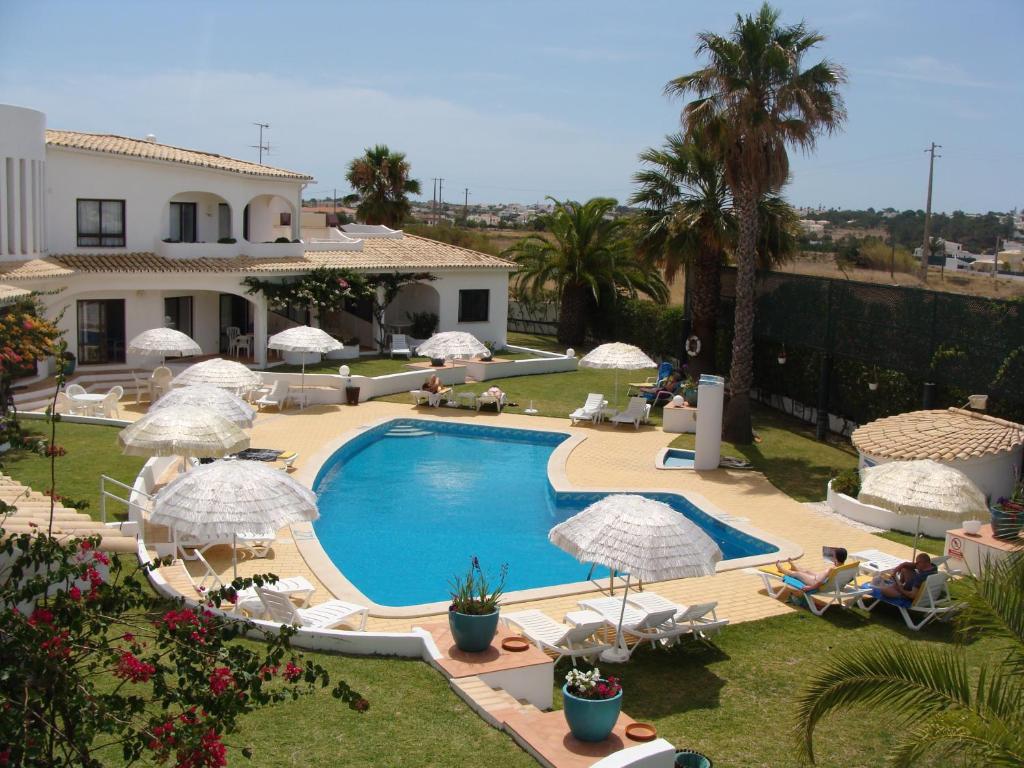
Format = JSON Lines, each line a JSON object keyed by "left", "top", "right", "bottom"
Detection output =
{"left": 251, "top": 122, "right": 270, "bottom": 164}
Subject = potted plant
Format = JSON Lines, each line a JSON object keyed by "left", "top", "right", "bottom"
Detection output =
{"left": 61, "top": 351, "right": 76, "bottom": 376}
{"left": 682, "top": 376, "right": 698, "bottom": 406}
{"left": 448, "top": 557, "right": 507, "bottom": 653}
{"left": 562, "top": 667, "right": 622, "bottom": 742}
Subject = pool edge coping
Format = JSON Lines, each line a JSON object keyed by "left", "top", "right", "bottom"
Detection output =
{"left": 292, "top": 415, "right": 801, "bottom": 618}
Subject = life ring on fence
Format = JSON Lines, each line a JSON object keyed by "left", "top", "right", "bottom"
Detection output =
{"left": 685, "top": 335, "right": 702, "bottom": 357}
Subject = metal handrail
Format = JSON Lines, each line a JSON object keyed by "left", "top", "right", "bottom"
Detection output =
{"left": 99, "top": 474, "right": 153, "bottom": 524}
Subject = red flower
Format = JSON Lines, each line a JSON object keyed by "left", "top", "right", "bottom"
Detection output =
{"left": 208, "top": 667, "right": 234, "bottom": 696}
{"left": 28, "top": 607, "right": 54, "bottom": 627}
{"left": 283, "top": 661, "right": 303, "bottom": 682}
{"left": 115, "top": 651, "right": 156, "bottom": 683}
{"left": 68, "top": 586, "right": 82, "bottom": 601}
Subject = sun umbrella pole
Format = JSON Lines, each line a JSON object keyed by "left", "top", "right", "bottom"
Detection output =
{"left": 300, "top": 360, "right": 306, "bottom": 410}
{"left": 600, "top": 572, "right": 632, "bottom": 663}
{"left": 911, "top": 514, "right": 921, "bottom": 560}
{"left": 232, "top": 533, "right": 238, "bottom": 581}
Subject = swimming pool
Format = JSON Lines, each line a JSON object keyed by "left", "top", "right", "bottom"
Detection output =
{"left": 313, "top": 419, "right": 777, "bottom": 606}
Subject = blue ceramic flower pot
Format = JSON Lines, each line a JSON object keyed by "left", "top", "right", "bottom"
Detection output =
{"left": 562, "top": 683, "right": 622, "bottom": 742}
{"left": 448, "top": 610, "right": 499, "bottom": 653}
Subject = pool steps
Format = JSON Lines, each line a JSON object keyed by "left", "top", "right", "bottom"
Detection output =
{"left": 384, "top": 424, "right": 433, "bottom": 438}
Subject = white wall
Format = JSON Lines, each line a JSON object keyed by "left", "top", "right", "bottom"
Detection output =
{"left": 44, "top": 148, "right": 303, "bottom": 254}
{"left": 167, "top": 191, "right": 230, "bottom": 242}
{"left": 0, "top": 104, "right": 47, "bottom": 260}
{"left": 430, "top": 269, "right": 511, "bottom": 348}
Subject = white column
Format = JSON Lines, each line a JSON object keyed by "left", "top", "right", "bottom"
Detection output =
{"left": 252, "top": 293, "right": 268, "bottom": 368}
{"left": 26, "top": 159, "right": 36, "bottom": 255}
{"left": 0, "top": 158, "right": 7, "bottom": 257}
{"left": 694, "top": 374, "right": 725, "bottom": 470}
{"left": 10, "top": 160, "right": 22, "bottom": 256}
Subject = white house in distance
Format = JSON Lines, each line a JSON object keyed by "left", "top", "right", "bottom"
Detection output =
{"left": 0, "top": 104, "right": 514, "bottom": 370}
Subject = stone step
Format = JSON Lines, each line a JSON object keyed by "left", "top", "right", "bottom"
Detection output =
{"left": 449, "top": 676, "right": 540, "bottom": 729}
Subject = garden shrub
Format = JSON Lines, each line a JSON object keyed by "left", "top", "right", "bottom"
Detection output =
{"left": 830, "top": 468, "right": 861, "bottom": 498}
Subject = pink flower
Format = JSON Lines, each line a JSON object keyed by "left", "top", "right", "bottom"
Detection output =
{"left": 208, "top": 667, "right": 234, "bottom": 696}
{"left": 114, "top": 651, "right": 155, "bottom": 683}
{"left": 283, "top": 661, "right": 303, "bottom": 682}
{"left": 68, "top": 586, "right": 82, "bottom": 601}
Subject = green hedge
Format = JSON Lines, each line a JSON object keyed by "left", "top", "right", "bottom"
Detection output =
{"left": 594, "top": 298, "right": 686, "bottom": 361}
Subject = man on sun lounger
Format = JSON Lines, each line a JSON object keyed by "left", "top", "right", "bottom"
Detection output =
{"left": 871, "top": 553, "right": 937, "bottom": 602}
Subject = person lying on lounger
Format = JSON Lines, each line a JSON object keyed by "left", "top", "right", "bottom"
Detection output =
{"left": 775, "top": 547, "right": 849, "bottom": 594}
{"left": 872, "top": 553, "right": 937, "bottom": 601}
{"left": 423, "top": 374, "right": 450, "bottom": 396}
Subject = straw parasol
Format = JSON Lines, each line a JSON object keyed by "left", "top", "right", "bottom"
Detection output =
{"left": 127, "top": 328, "right": 201, "bottom": 365}
{"left": 148, "top": 385, "right": 256, "bottom": 428}
{"left": 579, "top": 342, "right": 657, "bottom": 404}
{"left": 549, "top": 494, "right": 722, "bottom": 662}
{"left": 117, "top": 405, "right": 249, "bottom": 458}
{"left": 415, "top": 331, "right": 489, "bottom": 362}
{"left": 267, "top": 326, "right": 342, "bottom": 408}
{"left": 151, "top": 460, "right": 319, "bottom": 577}
{"left": 173, "top": 358, "right": 262, "bottom": 394}
{"left": 859, "top": 459, "right": 988, "bottom": 523}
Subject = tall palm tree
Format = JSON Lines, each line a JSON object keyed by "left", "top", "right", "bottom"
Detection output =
{"left": 795, "top": 551, "right": 1024, "bottom": 766}
{"left": 666, "top": 2, "right": 846, "bottom": 443}
{"left": 344, "top": 145, "right": 422, "bottom": 228}
{"left": 508, "top": 197, "right": 668, "bottom": 347}
{"left": 631, "top": 133, "right": 800, "bottom": 378}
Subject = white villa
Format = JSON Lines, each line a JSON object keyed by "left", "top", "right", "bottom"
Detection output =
{"left": 0, "top": 104, "right": 515, "bottom": 370}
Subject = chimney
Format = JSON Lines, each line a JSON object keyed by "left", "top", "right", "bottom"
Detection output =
{"left": 144, "top": 134, "right": 157, "bottom": 143}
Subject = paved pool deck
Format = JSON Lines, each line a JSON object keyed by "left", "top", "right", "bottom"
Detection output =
{"left": 163, "top": 400, "right": 916, "bottom": 633}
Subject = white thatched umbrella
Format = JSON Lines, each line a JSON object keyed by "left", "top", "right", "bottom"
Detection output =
{"left": 117, "top": 405, "right": 249, "bottom": 458}
{"left": 859, "top": 459, "right": 988, "bottom": 553}
{"left": 173, "top": 358, "right": 262, "bottom": 395}
{"left": 549, "top": 494, "right": 722, "bottom": 662}
{"left": 151, "top": 460, "right": 319, "bottom": 577}
{"left": 415, "top": 331, "right": 488, "bottom": 362}
{"left": 148, "top": 385, "right": 256, "bottom": 428}
{"left": 579, "top": 343, "right": 657, "bottom": 404}
{"left": 127, "top": 328, "right": 201, "bottom": 365}
{"left": 267, "top": 326, "right": 342, "bottom": 407}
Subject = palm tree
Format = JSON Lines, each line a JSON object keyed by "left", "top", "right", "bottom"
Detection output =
{"left": 666, "top": 2, "right": 846, "bottom": 443}
{"left": 795, "top": 551, "right": 1024, "bottom": 766}
{"left": 631, "top": 133, "right": 800, "bottom": 378}
{"left": 344, "top": 145, "right": 422, "bottom": 228}
{"left": 508, "top": 197, "right": 668, "bottom": 347}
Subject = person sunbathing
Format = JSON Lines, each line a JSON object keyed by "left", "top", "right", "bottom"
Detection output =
{"left": 640, "top": 372, "right": 682, "bottom": 401}
{"left": 423, "top": 374, "right": 450, "bottom": 395}
{"left": 775, "top": 547, "right": 849, "bottom": 594}
{"left": 872, "top": 553, "right": 937, "bottom": 601}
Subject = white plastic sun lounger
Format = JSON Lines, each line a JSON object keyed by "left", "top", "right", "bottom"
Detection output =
{"left": 389, "top": 333, "right": 413, "bottom": 359}
{"left": 577, "top": 596, "right": 690, "bottom": 658}
{"left": 857, "top": 572, "right": 962, "bottom": 631}
{"left": 256, "top": 587, "right": 369, "bottom": 631}
{"left": 255, "top": 380, "right": 291, "bottom": 412}
{"left": 625, "top": 593, "right": 728, "bottom": 640}
{"left": 502, "top": 609, "right": 611, "bottom": 666}
{"left": 758, "top": 561, "right": 871, "bottom": 616}
{"left": 174, "top": 528, "right": 276, "bottom": 560}
{"left": 608, "top": 397, "right": 651, "bottom": 429}
{"left": 188, "top": 551, "right": 315, "bottom": 618}
{"left": 570, "top": 393, "right": 607, "bottom": 425}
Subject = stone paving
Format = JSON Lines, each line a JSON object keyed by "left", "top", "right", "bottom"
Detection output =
{"left": 175, "top": 399, "right": 917, "bottom": 634}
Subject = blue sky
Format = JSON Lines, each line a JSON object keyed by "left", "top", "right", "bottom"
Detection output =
{"left": 1, "top": 0, "right": 1021, "bottom": 212}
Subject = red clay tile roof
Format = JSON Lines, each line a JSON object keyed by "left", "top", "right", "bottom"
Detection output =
{"left": 852, "top": 408, "right": 1024, "bottom": 461}
{"left": 46, "top": 130, "right": 313, "bottom": 181}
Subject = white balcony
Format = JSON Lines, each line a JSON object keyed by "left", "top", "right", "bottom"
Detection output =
{"left": 240, "top": 241, "right": 305, "bottom": 259}
{"left": 156, "top": 239, "right": 241, "bottom": 260}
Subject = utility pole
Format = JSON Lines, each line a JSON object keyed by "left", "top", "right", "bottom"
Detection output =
{"left": 332, "top": 188, "right": 337, "bottom": 217}
{"left": 463, "top": 188, "right": 470, "bottom": 223}
{"left": 920, "top": 142, "right": 941, "bottom": 281}
{"left": 251, "top": 122, "right": 270, "bottom": 165}
{"left": 438, "top": 178, "right": 444, "bottom": 224}
{"left": 431, "top": 178, "right": 439, "bottom": 226}
{"left": 994, "top": 235, "right": 1000, "bottom": 279}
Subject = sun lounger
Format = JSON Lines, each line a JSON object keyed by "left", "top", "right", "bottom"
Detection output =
{"left": 857, "top": 571, "right": 962, "bottom": 631}
{"left": 174, "top": 528, "right": 276, "bottom": 560}
{"left": 608, "top": 397, "right": 651, "bottom": 429}
{"left": 625, "top": 592, "right": 728, "bottom": 640}
{"left": 502, "top": 609, "right": 611, "bottom": 666}
{"left": 389, "top": 333, "right": 413, "bottom": 359}
{"left": 758, "top": 561, "right": 870, "bottom": 616}
{"left": 188, "top": 551, "right": 315, "bottom": 617}
{"left": 476, "top": 390, "right": 507, "bottom": 413}
{"left": 577, "top": 596, "right": 691, "bottom": 658}
{"left": 570, "top": 393, "right": 607, "bottom": 425}
{"left": 255, "top": 380, "right": 290, "bottom": 411}
{"left": 256, "top": 587, "right": 368, "bottom": 631}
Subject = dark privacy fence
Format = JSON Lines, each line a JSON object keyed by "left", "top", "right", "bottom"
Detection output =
{"left": 716, "top": 268, "right": 1024, "bottom": 430}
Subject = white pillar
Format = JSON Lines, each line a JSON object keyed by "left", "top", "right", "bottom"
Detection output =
{"left": 694, "top": 374, "right": 725, "bottom": 470}
{"left": 252, "top": 293, "right": 268, "bottom": 368}
{"left": 0, "top": 159, "right": 7, "bottom": 257}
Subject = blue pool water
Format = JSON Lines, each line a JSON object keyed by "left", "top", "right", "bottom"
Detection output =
{"left": 313, "top": 419, "right": 776, "bottom": 606}
{"left": 663, "top": 449, "right": 696, "bottom": 468}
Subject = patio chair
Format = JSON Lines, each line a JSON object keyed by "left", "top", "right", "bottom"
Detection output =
{"left": 625, "top": 362, "right": 673, "bottom": 398}
{"left": 569, "top": 393, "right": 607, "bottom": 425}
{"left": 389, "top": 333, "right": 413, "bottom": 359}
{"left": 625, "top": 593, "right": 728, "bottom": 640}
{"left": 255, "top": 587, "right": 368, "bottom": 631}
{"left": 476, "top": 389, "right": 507, "bottom": 413}
{"left": 577, "top": 596, "right": 691, "bottom": 658}
{"left": 66, "top": 383, "right": 87, "bottom": 398}
{"left": 758, "top": 561, "right": 870, "bottom": 616}
{"left": 97, "top": 385, "right": 123, "bottom": 418}
{"left": 255, "top": 380, "right": 291, "bottom": 411}
{"left": 502, "top": 609, "right": 611, "bottom": 666}
{"left": 857, "top": 572, "right": 962, "bottom": 631}
{"left": 188, "top": 551, "right": 316, "bottom": 618}
{"left": 130, "top": 371, "right": 153, "bottom": 404}
{"left": 151, "top": 367, "right": 173, "bottom": 400}
{"left": 608, "top": 397, "right": 651, "bottom": 429}
{"left": 55, "top": 392, "right": 87, "bottom": 416}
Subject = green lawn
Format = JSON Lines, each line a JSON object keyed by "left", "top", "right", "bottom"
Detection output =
{"left": 1, "top": 420, "right": 146, "bottom": 520}
{"left": 669, "top": 405, "right": 858, "bottom": 503}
